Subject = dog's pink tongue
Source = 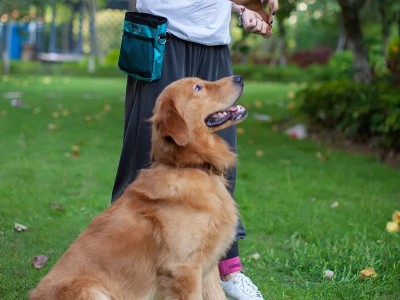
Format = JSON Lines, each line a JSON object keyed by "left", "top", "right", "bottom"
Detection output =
{"left": 212, "top": 111, "right": 228, "bottom": 118}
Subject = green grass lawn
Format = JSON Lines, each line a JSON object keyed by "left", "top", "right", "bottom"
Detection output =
{"left": 0, "top": 75, "right": 399, "bottom": 299}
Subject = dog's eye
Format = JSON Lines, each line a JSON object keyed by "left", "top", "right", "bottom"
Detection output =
{"left": 194, "top": 85, "right": 202, "bottom": 92}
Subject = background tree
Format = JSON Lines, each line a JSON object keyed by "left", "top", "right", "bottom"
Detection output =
{"left": 337, "top": 0, "right": 372, "bottom": 83}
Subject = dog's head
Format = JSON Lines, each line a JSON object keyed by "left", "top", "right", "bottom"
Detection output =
{"left": 151, "top": 76, "right": 246, "bottom": 171}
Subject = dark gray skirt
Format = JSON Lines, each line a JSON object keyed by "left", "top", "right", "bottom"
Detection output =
{"left": 112, "top": 36, "right": 246, "bottom": 240}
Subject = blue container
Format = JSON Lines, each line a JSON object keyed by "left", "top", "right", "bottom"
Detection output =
{"left": 6, "top": 23, "right": 29, "bottom": 60}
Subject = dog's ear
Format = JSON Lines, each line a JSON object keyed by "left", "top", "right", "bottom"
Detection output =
{"left": 157, "top": 98, "right": 189, "bottom": 147}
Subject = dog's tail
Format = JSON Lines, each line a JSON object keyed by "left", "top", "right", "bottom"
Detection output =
{"left": 29, "top": 276, "right": 114, "bottom": 300}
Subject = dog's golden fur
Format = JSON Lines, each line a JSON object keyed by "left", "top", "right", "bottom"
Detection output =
{"left": 29, "top": 76, "right": 246, "bottom": 300}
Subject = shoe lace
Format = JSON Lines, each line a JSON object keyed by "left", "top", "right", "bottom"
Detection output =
{"left": 233, "top": 273, "right": 262, "bottom": 297}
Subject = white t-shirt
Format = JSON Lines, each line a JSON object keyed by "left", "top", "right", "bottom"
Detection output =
{"left": 136, "top": 0, "right": 232, "bottom": 46}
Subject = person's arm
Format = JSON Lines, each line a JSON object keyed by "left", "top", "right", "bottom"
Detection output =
{"left": 231, "top": 0, "right": 279, "bottom": 38}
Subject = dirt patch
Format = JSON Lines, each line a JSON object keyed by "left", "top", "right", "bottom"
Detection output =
{"left": 309, "top": 130, "right": 400, "bottom": 169}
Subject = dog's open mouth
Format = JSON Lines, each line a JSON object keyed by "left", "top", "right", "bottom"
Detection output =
{"left": 205, "top": 105, "right": 247, "bottom": 127}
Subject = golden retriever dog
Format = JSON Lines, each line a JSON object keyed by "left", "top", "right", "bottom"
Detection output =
{"left": 29, "top": 75, "right": 247, "bottom": 300}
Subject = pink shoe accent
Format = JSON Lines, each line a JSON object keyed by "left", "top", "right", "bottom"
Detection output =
{"left": 218, "top": 257, "right": 243, "bottom": 276}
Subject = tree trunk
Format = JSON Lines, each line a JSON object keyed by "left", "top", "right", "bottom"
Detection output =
{"left": 87, "top": 0, "right": 97, "bottom": 74}
{"left": 337, "top": 0, "right": 372, "bottom": 84}
{"left": 49, "top": 0, "right": 57, "bottom": 53}
{"left": 378, "top": 0, "right": 391, "bottom": 55}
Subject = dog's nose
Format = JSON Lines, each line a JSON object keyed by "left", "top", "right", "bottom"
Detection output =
{"left": 232, "top": 75, "right": 243, "bottom": 84}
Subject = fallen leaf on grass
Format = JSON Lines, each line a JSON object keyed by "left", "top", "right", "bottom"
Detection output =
{"left": 32, "top": 107, "right": 42, "bottom": 115}
{"left": 330, "top": 201, "right": 339, "bottom": 208}
{"left": 32, "top": 255, "right": 48, "bottom": 269}
{"left": 236, "top": 127, "right": 245, "bottom": 135}
{"left": 386, "top": 221, "right": 400, "bottom": 233}
{"left": 50, "top": 202, "right": 65, "bottom": 211}
{"left": 392, "top": 211, "right": 400, "bottom": 224}
{"left": 287, "top": 91, "right": 295, "bottom": 99}
{"left": 84, "top": 115, "right": 93, "bottom": 122}
{"left": 14, "top": 223, "right": 27, "bottom": 232}
{"left": 255, "top": 150, "right": 264, "bottom": 157}
{"left": 47, "top": 123, "right": 58, "bottom": 131}
{"left": 316, "top": 152, "right": 327, "bottom": 161}
{"left": 61, "top": 109, "right": 69, "bottom": 117}
{"left": 253, "top": 100, "right": 263, "bottom": 109}
{"left": 42, "top": 77, "right": 51, "bottom": 85}
{"left": 103, "top": 104, "right": 112, "bottom": 112}
{"left": 360, "top": 267, "right": 377, "bottom": 279}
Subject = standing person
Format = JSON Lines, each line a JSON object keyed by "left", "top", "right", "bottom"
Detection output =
{"left": 112, "top": 1, "right": 278, "bottom": 299}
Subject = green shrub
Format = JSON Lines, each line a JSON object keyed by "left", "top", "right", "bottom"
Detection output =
{"left": 232, "top": 56, "right": 355, "bottom": 83}
{"left": 296, "top": 79, "right": 400, "bottom": 150}
{"left": 386, "top": 35, "right": 400, "bottom": 82}
{"left": 104, "top": 48, "right": 120, "bottom": 66}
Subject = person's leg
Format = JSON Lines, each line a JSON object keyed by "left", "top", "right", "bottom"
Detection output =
{"left": 112, "top": 37, "right": 205, "bottom": 202}
{"left": 196, "top": 45, "right": 263, "bottom": 299}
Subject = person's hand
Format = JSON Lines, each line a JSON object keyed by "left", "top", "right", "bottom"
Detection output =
{"left": 233, "top": 0, "right": 279, "bottom": 38}
{"left": 240, "top": 8, "right": 271, "bottom": 38}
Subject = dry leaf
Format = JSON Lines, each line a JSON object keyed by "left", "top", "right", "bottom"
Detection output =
{"left": 392, "top": 211, "right": 400, "bottom": 224}
{"left": 14, "top": 223, "right": 27, "bottom": 232}
{"left": 253, "top": 100, "right": 262, "bottom": 108}
{"left": 330, "top": 201, "right": 339, "bottom": 209}
{"left": 32, "top": 255, "right": 48, "bottom": 269}
{"left": 287, "top": 102, "right": 296, "bottom": 110}
{"left": 103, "top": 104, "right": 111, "bottom": 112}
{"left": 50, "top": 202, "right": 65, "bottom": 211}
{"left": 32, "top": 107, "right": 42, "bottom": 115}
{"left": 61, "top": 109, "right": 69, "bottom": 117}
{"left": 360, "top": 267, "right": 377, "bottom": 279}
{"left": 386, "top": 221, "right": 400, "bottom": 233}
{"left": 236, "top": 127, "right": 245, "bottom": 135}
{"left": 42, "top": 77, "right": 51, "bottom": 85}
{"left": 256, "top": 150, "right": 264, "bottom": 157}
{"left": 47, "top": 123, "right": 58, "bottom": 131}
{"left": 316, "top": 152, "right": 327, "bottom": 161}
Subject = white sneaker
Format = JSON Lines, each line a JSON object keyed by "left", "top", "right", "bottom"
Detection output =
{"left": 221, "top": 272, "right": 264, "bottom": 300}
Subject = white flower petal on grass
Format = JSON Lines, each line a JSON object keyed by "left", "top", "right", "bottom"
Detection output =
{"left": 32, "top": 255, "right": 48, "bottom": 269}
{"left": 14, "top": 223, "right": 27, "bottom": 232}
{"left": 323, "top": 269, "right": 334, "bottom": 279}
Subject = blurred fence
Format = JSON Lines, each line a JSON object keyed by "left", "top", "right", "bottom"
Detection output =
{"left": 0, "top": 6, "right": 126, "bottom": 64}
